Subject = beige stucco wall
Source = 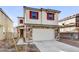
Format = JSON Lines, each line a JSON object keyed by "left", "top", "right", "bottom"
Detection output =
{"left": 60, "top": 27, "right": 77, "bottom": 32}
{"left": 59, "top": 18, "right": 78, "bottom": 32}
{"left": 7, "top": 17, "right": 13, "bottom": 32}
{"left": 0, "top": 11, "right": 13, "bottom": 40}
{"left": 59, "top": 18, "right": 76, "bottom": 26}
{"left": 25, "top": 9, "right": 59, "bottom": 25}
{"left": 0, "top": 11, "right": 13, "bottom": 32}
{"left": 25, "top": 10, "right": 42, "bottom": 24}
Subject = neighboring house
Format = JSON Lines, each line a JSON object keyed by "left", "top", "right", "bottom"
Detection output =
{"left": 17, "top": 17, "right": 24, "bottom": 38}
{"left": 17, "top": 6, "right": 61, "bottom": 41}
{"left": 0, "top": 8, "right": 13, "bottom": 41}
{"left": 59, "top": 14, "right": 79, "bottom": 39}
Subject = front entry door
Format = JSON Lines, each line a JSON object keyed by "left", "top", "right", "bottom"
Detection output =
{"left": 20, "top": 29, "right": 24, "bottom": 38}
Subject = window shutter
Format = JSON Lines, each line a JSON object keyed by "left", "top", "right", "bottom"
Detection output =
{"left": 29, "top": 11, "right": 32, "bottom": 19}
{"left": 37, "top": 12, "right": 38, "bottom": 19}
{"left": 52, "top": 13, "right": 54, "bottom": 20}
{"left": 47, "top": 13, "right": 48, "bottom": 20}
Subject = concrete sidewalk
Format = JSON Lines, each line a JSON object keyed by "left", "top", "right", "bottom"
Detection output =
{"left": 34, "top": 40, "right": 79, "bottom": 52}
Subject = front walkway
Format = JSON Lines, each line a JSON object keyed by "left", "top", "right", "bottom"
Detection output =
{"left": 17, "top": 38, "right": 40, "bottom": 52}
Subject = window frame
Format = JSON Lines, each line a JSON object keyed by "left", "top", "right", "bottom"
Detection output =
{"left": 47, "top": 13, "right": 55, "bottom": 20}
{"left": 29, "top": 11, "right": 39, "bottom": 19}
{"left": 19, "top": 19, "right": 23, "bottom": 24}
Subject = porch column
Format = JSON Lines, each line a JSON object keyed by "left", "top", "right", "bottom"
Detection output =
{"left": 24, "top": 24, "right": 26, "bottom": 40}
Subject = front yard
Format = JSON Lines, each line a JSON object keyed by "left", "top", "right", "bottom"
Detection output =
{"left": 0, "top": 38, "right": 79, "bottom": 52}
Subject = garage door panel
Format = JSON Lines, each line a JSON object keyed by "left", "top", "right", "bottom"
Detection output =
{"left": 32, "top": 29, "right": 55, "bottom": 41}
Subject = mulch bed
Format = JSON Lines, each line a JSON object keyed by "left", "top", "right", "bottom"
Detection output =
{"left": 0, "top": 40, "right": 6, "bottom": 48}
{"left": 17, "top": 44, "right": 40, "bottom": 52}
{"left": 0, "top": 39, "right": 40, "bottom": 52}
{"left": 59, "top": 39, "right": 79, "bottom": 48}
{"left": 0, "top": 40, "right": 16, "bottom": 52}
{"left": 25, "top": 44, "right": 40, "bottom": 52}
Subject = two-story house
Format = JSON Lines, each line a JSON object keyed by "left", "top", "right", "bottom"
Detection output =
{"left": 17, "top": 6, "right": 61, "bottom": 41}
{"left": 59, "top": 14, "right": 79, "bottom": 39}
{"left": 24, "top": 6, "right": 61, "bottom": 41}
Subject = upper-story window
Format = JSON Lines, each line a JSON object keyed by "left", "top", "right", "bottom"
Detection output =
{"left": 30, "top": 11, "right": 38, "bottom": 19}
{"left": 20, "top": 20, "right": 23, "bottom": 24}
{"left": 47, "top": 13, "right": 54, "bottom": 20}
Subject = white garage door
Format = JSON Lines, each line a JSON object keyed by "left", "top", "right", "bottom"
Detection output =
{"left": 32, "top": 28, "right": 55, "bottom": 41}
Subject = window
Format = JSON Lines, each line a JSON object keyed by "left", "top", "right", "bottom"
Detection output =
{"left": 47, "top": 13, "right": 54, "bottom": 20}
{"left": 20, "top": 20, "right": 23, "bottom": 24}
{"left": 30, "top": 11, "right": 38, "bottom": 19}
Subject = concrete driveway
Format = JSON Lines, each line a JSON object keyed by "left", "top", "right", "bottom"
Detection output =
{"left": 17, "top": 39, "right": 79, "bottom": 52}
{"left": 33, "top": 40, "right": 79, "bottom": 52}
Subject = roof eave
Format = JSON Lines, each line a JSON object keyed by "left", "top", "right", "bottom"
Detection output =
{"left": 23, "top": 6, "right": 61, "bottom": 13}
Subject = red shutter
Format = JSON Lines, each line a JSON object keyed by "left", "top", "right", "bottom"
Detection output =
{"left": 29, "top": 11, "right": 32, "bottom": 19}
{"left": 52, "top": 13, "right": 54, "bottom": 20}
{"left": 47, "top": 13, "right": 49, "bottom": 20}
{"left": 37, "top": 12, "right": 38, "bottom": 19}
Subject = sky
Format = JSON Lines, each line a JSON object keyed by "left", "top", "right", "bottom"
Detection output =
{"left": 0, "top": 6, "right": 79, "bottom": 27}
{"left": 0, "top": 6, "right": 23, "bottom": 27}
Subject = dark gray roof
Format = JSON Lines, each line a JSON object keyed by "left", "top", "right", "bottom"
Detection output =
{"left": 23, "top": 6, "right": 61, "bottom": 13}
{"left": 59, "top": 13, "right": 79, "bottom": 22}
{"left": 0, "top": 8, "right": 13, "bottom": 23}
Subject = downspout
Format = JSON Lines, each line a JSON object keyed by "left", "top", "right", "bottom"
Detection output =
{"left": 24, "top": 7, "right": 27, "bottom": 41}
{"left": 40, "top": 8, "right": 43, "bottom": 24}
